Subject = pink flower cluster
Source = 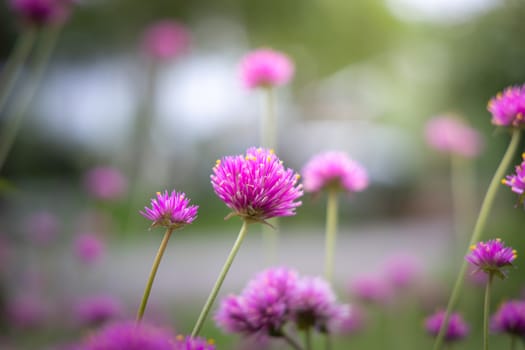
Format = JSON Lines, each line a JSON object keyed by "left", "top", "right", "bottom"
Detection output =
{"left": 424, "top": 116, "right": 483, "bottom": 158}
{"left": 239, "top": 49, "right": 294, "bottom": 89}
{"left": 488, "top": 85, "right": 525, "bottom": 127}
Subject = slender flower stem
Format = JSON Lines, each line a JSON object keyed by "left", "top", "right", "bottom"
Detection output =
{"left": 324, "top": 333, "right": 332, "bottom": 350}
{"left": 304, "top": 328, "right": 312, "bottom": 350}
{"left": 432, "top": 128, "right": 522, "bottom": 350}
{"left": 510, "top": 335, "right": 516, "bottom": 350}
{"left": 191, "top": 220, "right": 250, "bottom": 337}
{"left": 281, "top": 329, "right": 305, "bottom": 350}
{"left": 136, "top": 228, "right": 173, "bottom": 322}
{"left": 483, "top": 273, "right": 494, "bottom": 350}
{"left": 0, "top": 25, "right": 61, "bottom": 173}
{"left": 324, "top": 188, "right": 339, "bottom": 284}
{"left": 0, "top": 27, "right": 37, "bottom": 114}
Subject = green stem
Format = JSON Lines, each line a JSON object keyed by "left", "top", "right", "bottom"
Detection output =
{"left": 510, "top": 335, "right": 516, "bottom": 350}
{"left": 325, "top": 332, "right": 332, "bottom": 350}
{"left": 483, "top": 273, "right": 494, "bottom": 350}
{"left": 0, "top": 27, "right": 37, "bottom": 114}
{"left": 304, "top": 328, "right": 312, "bottom": 350}
{"left": 432, "top": 128, "right": 522, "bottom": 350}
{"left": 0, "top": 25, "right": 61, "bottom": 173}
{"left": 261, "top": 86, "right": 276, "bottom": 149}
{"left": 191, "top": 220, "right": 250, "bottom": 337}
{"left": 281, "top": 329, "right": 305, "bottom": 350}
{"left": 136, "top": 228, "right": 173, "bottom": 322}
{"left": 324, "top": 188, "right": 339, "bottom": 284}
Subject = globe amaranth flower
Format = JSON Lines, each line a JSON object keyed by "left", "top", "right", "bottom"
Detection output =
{"left": 25, "top": 211, "right": 60, "bottom": 246}
{"left": 140, "top": 190, "right": 198, "bottom": 230}
{"left": 382, "top": 253, "right": 421, "bottom": 290}
{"left": 487, "top": 84, "right": 525, "bottom": 127}
{"left": 79, "top": 321, "right": 176, "bottom": 350}
{"left": 10, "top": 0, "right": 71, "bottom": 26}
{"left": 491, "top": 300, "right": 525, "bottom": 337}
{"left": 502, "top": 153, "right": 525, "bottom": 207}
{"left": 73, "top": 295, "right": 123, "bottom": 327}
{"left": 74, "top": 233, "right": 105, "bottom": 264}
{"left": 424, "top": 310, "right": 469, "bottom": 342}
{"left": 424, "top": 116, "right": 483, "bottom": 158}
{"left": 141, "top": 20, "right": 190, "bottom": 61}
{"left": 7, "top": 294, "right": 49, "bottom": 329}
{"left": 173, "top": 335, "right": 216, "bottom": 350}
{"left": 328, "top": 304, "right": 366, "bottom": 335}
{"left": 465, "top": 238, "right": 517, "bottom": 279}
{"left": 301, "top": 151, "right": 368, "bottom": 194}
{"left": 84, "top": 167, "right": 128, "bottom": 201}
{"left": 211, "top": 147, "right": 303, "bottom": 223}
{"left": 239, "top": 49, "right": 294, "bottom": 89}
{"left": 348, "top": 275, "right": 393, "bottom": 305}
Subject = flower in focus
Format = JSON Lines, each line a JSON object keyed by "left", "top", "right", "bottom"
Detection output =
{"left": 141, "top": 20, "right": 190, "bottom": 61}
{"left": 491, "top": 300, "right": 525, "bottom": 337}
{"left": 140, "top": 190, "right": 198, "bottom": 230}
{"left": 211, "top": 147, "right": 303, "bottom": 223}
{"left": 502, "top": 153, "right": 525, "bottom": 207}
{"left": 465, "top": 239, "right": 517, "bottom": 279}
{"left": 301, "top": 151, "right": 368, "bottom": 194}
{"left": 239, "top": 48, "right": 294, "bottom": 89}
{"left": 424, "top": 116, "right": 483, "bottom": 158}
{"left": 173, "top": 335, "right": 216, "bottom": 350}
{"left": 488, "top": 85, "right": 525, "bottom": 127}
{"left": 25, "top": 211, "right": 60, "bottom": 245}
{"left": 10, "top": 0, "right": 70, "bottom": 25}
{"left": 7, "top": 294, "right": 49, "bottom": 329}
{"left": 424, "top": 310, "right": 469, "bottom": 342}
{"left": 348, "top": 275, "right": 393, "bottom": 305}
{"left": 84, "top": 167, "right": 128, "bottom": 201}
{"left": 382, "top": 254, "right": 421, "bottom": 290}
{"left": 79, "top": 321, "right": 176, "bottom": 350}
{"left": 73, "top": 295, "right": 123, "bottom": 327}
{"left": 74, "top": 233, "right": 105, "bottom": 264}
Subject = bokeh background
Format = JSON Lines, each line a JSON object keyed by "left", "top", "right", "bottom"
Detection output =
{"left": 0, "top": 0, "right": 524, "bottom": 349}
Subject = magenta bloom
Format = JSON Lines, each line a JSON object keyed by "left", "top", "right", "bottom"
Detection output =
{"left": 491, "top": 300, "right": 525, "bottom": 336}
{"left": 424, "top": 310, "right": 469, "bottom": 342}
{"left": 7, "top": 294, "right": 49, "bottom": 329}
{"left": 74, "top": 233, "right": 105, "bottom": 264}
{"left": 302, "top": 151, "right": 368, "bottom": 194}
{"left": 141, "top": 20, "right": 190, "bottom": 61}
{"left": 239, "top": 49, "right": 294, "bottom": 89}
{"left": 173, "top": 335, "right": 216, "bottom": 350}
{"left": 215, "top": 294, "right": 257, "bottom": 334}
{"left": 328, "top": 304, "right": 366, "bottom": 335}
{"left": 348, "top": 275, "right": 393, "bottom": 305}
{"left": 465, "top": 239, "right": 517, "bottom": 278}
{"left": 10, "top": 0, "right": 70, "bottom": 25}
{"left": 502, "top": 153, "right": 525, "bottom": 207}
{"left": 79, "top": 321, "right": 176, "bottom": 350}
{"left": 140, "top": 190, "right": 198, "bottom": 229}
{"left": 424, "top": 116, "right": 483, "bottom": 158}
{"left": 25, "top": 211, "right": 60, "bottom": 246}
{"left": 84, "top": 167, "right": 128, "bottom": 201}
{"left": 74, "top": 295, "right": 123, "bottom": 327}
{"left": 382, "top": 254, "right": 421, "bottom": 290}
{"left": 488, "top": 85, "right": 525, "bottom": 127}
{"left": 211, "top": 147, "right": 303, "bottom": 223}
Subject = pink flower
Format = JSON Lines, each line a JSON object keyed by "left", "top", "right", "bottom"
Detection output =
{"left": 348, "top": 275, "right": 393, "bottom": 305}
{"left": 424, "top": 310, "right": 469, "bottom": 342}
{"left": 382, "top": 254, "right": 421, "bottom": 290}
{"left": 302, "top": 151, "right": 369, "bottom": 194}
{"left": 502, "top": 153, "right": 525, "bottom": 207}
{"left": 141, "top": 20, "right": 190, "bottom": 61}
{"left": 25, "top": 211, "right": 60, "bottom": 246}
{"left": 424, "top": 116, "right": 483, "bottom": 158}
{"left": 10, "top": 0, "right": 70, "bottom": 25}
{"left": 73, "top": 295, "right": 123, "bottom": 327}
{"left": 7, "top": 294, "right": 49, "bottom": 329}
{"left": 140, "top": 190, "right": 198, "bottom": 230}
{"left": 74, "top": 233, "right": 105, "bottom": 264}
{"left": 465, "top": 238, "right": 517, "bottom": 279}
{"left": 488, "top": 85, "right": 525, "bottom": 127}
{"left": 84, "top": 167, "right": 127, "bottom": 201}
{"left": 239, "top": 49, "right": 294, "bottom": 89}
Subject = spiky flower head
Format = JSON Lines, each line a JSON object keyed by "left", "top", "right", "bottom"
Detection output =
{"left": 211, "top": 147, "right": 303, "bottom": 224}
{"left": 424, "top": 116, "right": 483, "bottom": 158}
{"left": 140, "top": 190, "right": 198, "bottom": 230}
{"left": 491, "top": 300, "right": 525, "bottom": 337}
{"left": 502, "top": 153, "right": 525, "bottom": 207}
{"left": 173, "top": 335, "right": 216, "bottom": 350}
{"left": 141, "top": 20, "right": 190, "bottom": 61}
{"left": 239, "top": 49, "right": 294, "bottom": 89}
{"left": 487, "top": 85, "right": 525, "bottom": 127}
{"left": 424, "top": 310, "right": 469, "bottom": 342}
{"left": 465, "top": 239, "right": 517, "bottom": 279}
{"left": 301, "top": 151, "right": 368, "bottom": 194}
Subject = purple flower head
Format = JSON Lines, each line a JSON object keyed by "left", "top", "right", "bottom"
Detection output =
{"left": 73, "top": 295, "right": 123, "bottom": 327}
{"left": 465, "top": 239, "right": 517, "bottom": 279}
{"left": 348, "top": 275, "right": 393, "bottom": 305}
{"left": 301, "top": 151, "right": 369, "bottom": 194}
{"left": 74, "top": 233, "right": 105, "bottom": 265}
{"left": 10, "top": 0, "right": 70, "bottom": 26}
{"left": 491, "top": 300, "right": 525, "bottom": 336}
{"left": 173, "top": 335, "right": 216, "bottom": 350}
{"left": 7, "top": 294, "right": 49, "bottom": 329}
{"left": 424, "top": 310, "right": 469, "bottom": 342}
{"left": 424, "top": 116, "right": 483, "bottom": 158}
{"left": 211, "top": 147, "right": 303, "bottom": 223}
{"left": 215, "top": 294, "right": 258, "bottom": 335}
{"left": 80, "top": 321, "right": 176, "bottom": 350}
{"left": 140, "top": 190, "right": 198, "bottom": 230}
{"left": 328, "top": 304, "right": 366, "bottom": 335}
{"left": 141, "top": 20, "right": 190, "bottom": 61}
{"left": 488, "top": 85, "right": 525, "bottom": 127}
{"left": 502, "top": 153, "right": 525, "bottom": 207}
{"left": 289, "top": 276, "right": 338, "bottom": 332}
{"left": 382, "top": 254, "right": 421, "bottom": 290}
{"left": 239, "top": 48, "right": 294, "bottom": 89}
{"left": 25, "top": 211, "right": 60, "bottom": 246}
{"left": 84, "top": 167, "right": 128, "bottom": 201}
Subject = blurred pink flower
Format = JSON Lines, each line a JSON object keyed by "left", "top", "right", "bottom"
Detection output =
{"left": 10, "top": 0, "right": 70, "bottom": 25}
{"left": 25, "top": 211, "right": 60, "bottom": 246}
{"left": 141, "top": 20, "right": 190, "bottom": 61}
{"left": 382, "top": 254, "right": 421, "bottom": 290}
{"left": 73, "top": 295, "right": 123, "bottom": 327}
{"left": 239, "top": 48, "right": 294, "bottom": 89}
{"left": 424, "top": 115, "right": 483, "bottom": 158}
{"left": 348, "top": 275, "right": 393, "bottom": 305}
{"left": 84, "top": 166, "right": 127, "bottom": 201}
{"left": 328, "top": 304, "right": 366, "bottom": 335}
{"left": 7, "top": 294, "right": 49, "bottom": 329}
{"left": 73, "top": 233, "right": 105, "bottom": 264}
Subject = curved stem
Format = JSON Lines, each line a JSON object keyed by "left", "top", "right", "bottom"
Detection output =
{"left": 483, "top": 273, "right": 494, "bottom": 350}
{"left": 432, "top": 128, "right": 522, "bottom": 350}
{"left": 324, "top": 188, "right": 339, "bottom": 284}
{"left": 0, "top": 25, "right": 61, "bottom": 173}
{"left": 0, "top": 27, "right": 37, "bottom": 114}
{"left": 281, "top": 329, "right": 305, "bottom": 350}
{"left": 191, "top": 220, "right": 250, "bottom": 337}
{"left": 136, "top": 228, "right": 173, "bottom": 321}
